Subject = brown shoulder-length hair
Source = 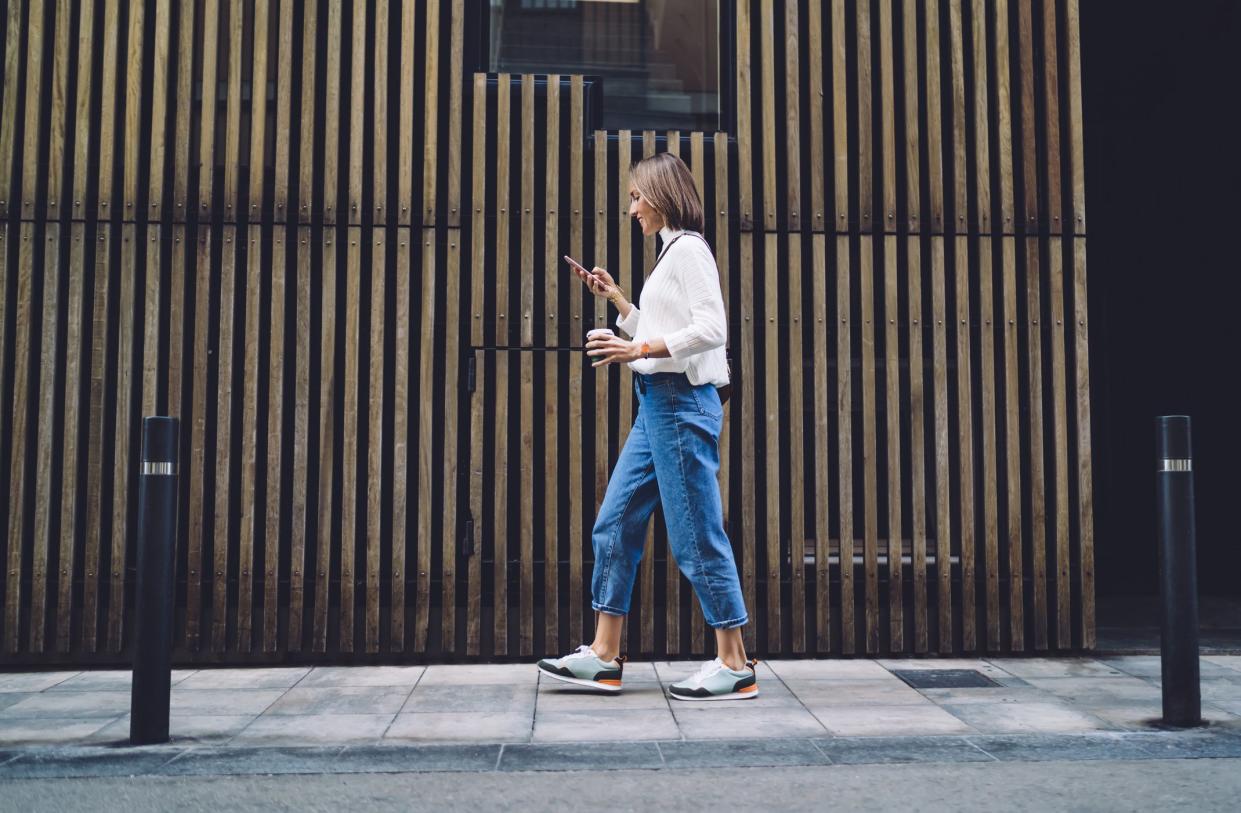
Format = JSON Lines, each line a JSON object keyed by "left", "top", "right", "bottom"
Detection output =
{"left": 630, "top": 152, "right": 704, "bottom": 233}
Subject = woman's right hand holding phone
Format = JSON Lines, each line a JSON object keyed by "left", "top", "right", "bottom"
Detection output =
{"left": 565, "top": 256, "right": 624, "bottom": 306}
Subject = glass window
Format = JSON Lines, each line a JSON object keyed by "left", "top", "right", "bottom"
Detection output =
{"left": 488, "top": 0, "right": 721, "bottom": 132}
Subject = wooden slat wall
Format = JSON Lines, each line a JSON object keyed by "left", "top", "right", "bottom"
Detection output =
{"left": 0, "top": 0, "right": 1095, "bottom": 663}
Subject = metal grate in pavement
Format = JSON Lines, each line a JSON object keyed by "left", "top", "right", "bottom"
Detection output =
{"left": 891, "top": 669, "right": 1001, "bottom": 689}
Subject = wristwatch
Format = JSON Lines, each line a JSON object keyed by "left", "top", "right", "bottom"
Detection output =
{"left": 640, "top": 341, "right": 651, "bottom": 360}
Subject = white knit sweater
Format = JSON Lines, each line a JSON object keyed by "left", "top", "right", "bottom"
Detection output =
{"left": 615, "top": 226, "right": 730, "bottom": 386}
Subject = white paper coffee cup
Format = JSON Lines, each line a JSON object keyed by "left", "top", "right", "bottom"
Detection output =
{"left": 586, "top": 328, "right": 614, "bottom": 341}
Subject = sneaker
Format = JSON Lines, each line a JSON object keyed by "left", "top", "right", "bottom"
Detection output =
{"left": 537, "top": 645, "right": 626, "bottom": 692}
{"left": 668, "top": 657, "right": 760, "bottom": 701}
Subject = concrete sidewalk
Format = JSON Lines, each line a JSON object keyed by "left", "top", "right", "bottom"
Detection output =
{"left": 2, "top": 656, "right": 1241, "bottom": 777}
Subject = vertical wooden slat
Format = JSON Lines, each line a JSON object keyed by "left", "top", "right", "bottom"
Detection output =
{"left": 706, "top": 129, "right": 727, "bottom": 656}
{"left": 391, "top": 232, "right": 410, "bottom": 653}
{"left": 108, "top": 224, "right": 138, "bottom": 652}
{"left": 591, "top": 130, "right": 607, "bottom": 652}
{"left": 749, "top": 0, "right": 769, "bottom": 233}
{"left": 879, "top": 0, "right": 896, "bottom": 229}
{"left": 993, "top": 0, "right": 1015, "bottom": 232}
{"left": 397, "top": 0, "right": 416, "bottom": 224}
{"left": 121, "top": 0, "right": 144, "bottom": 216}
{"left": 979, "top": 236, "right": 1002, "bottom": 651}
{"left": 443, "top": 236, "right": 461, "bottom": 653}
{"left": 568, "top": 76, "right": 585, "bottom": 648}
{"left": 31, "top": 225, "right": 62, "bottom": 652}
{"left": 883, "top": 235, "right": 903, "bottom": 650}
{"left": 146, "top": 0, "right": 171, "bottom": 221}
{"left": 906, "top": 235, "right": 928, "bottom": 652}
{"left": 246, "top": 0, "right": 269, "bottom": 222}
{"left": 185, "top": 227, "right": 210, "bottom": 650}
{"left": 312, "top": 231, "right": 336, "bottom": 652}
{"left": 468, "top": 348, "right": 484, "bottom": 655}
{"left": 665, "top": 131, "right": 680, "bottom": 654}
{"left": 265, "top": 230, "right": 286, "bottom": 652}
{"left": 1001, "top": 237, "right": 1026, "bottom": 645}
{"left": 544, "top": 75, "right": 561, "bottom": 652}
{"left": 835, "top": 234, "right": 854, "bottom": 654}
{"left": 738, "top": 233, "right": 756, "bottom": 652}
{"left": 56, "top": 224, "right": 87, "bottom": 652}
{"left": 1065, "top": 0, "right": 1086, "bottom": 234}
{"left": 1042, "top": 0, "right": 1062, "bottom": 234}
{"left": 494, "top": 350, "right": 510, "bottom": 656}
{"left": 616, "top": 132, "right": 633, "bottom": 450}
{"left": 372, "top": 0, "right": 388, "bottom": 223}
{"left": 1049, "top": 237, "right": 1071, "bottom": 649}
{"left": 780, "top": 0, "right": 797, "bottom": 231}
{"left": 856, "top": 0, "right": 873, "bottom": 233}
{"left": 947, "top": 0, "right": 967, "bottom": 234}
{"left": 830, "top": 0, "right": 848, "bottom": 230}
{"left": 1023, "top": 237, "right": 1045, "bottom": 652}
{"left": 421, "top": 0, "right": 440, "bottom": 224}
{"left": 903, "top": 0, "right": 921, "bottom": 232}
{"left": 970, "top": 0, "right": 991, "bottom": 232}
{"left": 321, "top": 0, "right": 341, "bottom": 223}
{"left": 297, "top": 0, "right": 318, "bottom": 222}
{"left": 470, "top": 74, "right": 485, "bottom": 349}
{"left": 339, "top": 232, "right": 361, "bottom": 652}
{"left": 808, "top": 0, "right": 825, "bottom": 229}
{"left": 0, "top": 2, "right": 24, "bottom": 218}
{"left": 272, "top": 0, "right": 293, "bottom": 220}
{"left": 519, "top": 347, "right": 533, "bottom": 655}
{"left": 97, "top": 0, "right": 120, "bottom": 218}
{"left": 212, "top": 225, "right": 237, "bottom": 652}
{"left": 141, "top": 230, "right": 160, "bottom": 421}
{"left": 19, "top": 0, "right": 46, "bottom": 218}
{"left": 238, "top": 225, "right": 262, "bottom": 652}
{"left": 763, "top": 233, "right": 781, "bottom": 653}
{"left": 811, "top": 234, "right": 831, "bottom": 652}
{"left": 736, "top": 0, "right": 753, "bottom": 229}
{"left": 47, "top": 0, "right": 72, "bottom": 220}
{"left": 446, "top": 0, "right": 464, "bottom": 226}
{"left": 519, "top": 74, "right": 534, "bottom": 348}
{"left": 415, "top": 231, "right": 436, "bottom": 652}
{"left": 1017, "top": 0, "right": 1038, "bottom": 232}
{"left": 953, "top": 236, "right": 977, "bottom": 651}
{"left": 366, "top": 230, "right": 385, "bottom": 653}
{"left": 1073, "top": 239, "right": 1094, "bottom": 646}
{"left": 72, "top": 0, "right": 98, "bottom": 219}
{"left": 466, "top": 76, "right": 485, "bottom": 656}
{"left": 495, "top": 77, "right": 511, "bottom": 344}
{"left": 929, "top": 235, "right": 951, "bottom": 652}
{"left": 788, "top": 235, "right": 806, "bottom": 653}
{"left": 640, "top": 129, "right": 655, "bottom": 655}
{"left": 82, "top": 228, "right": 111, "bottom": 652}
{"left": 290, "top": 227, "right": 312, "bottom": 651}
{"left": 222, "top": 0, "right": 241, "bottom": 220}
{"left": 169, "top": 229, "right": 186, "bottom": 421}
{"left": 5, "top": 224, "right": 34, "bottom": 652}
{"left": 924, "top": 0, "right": 944, "bottom": 232}
{"left": 196, "top": 0, "right": 219, "bottom": 218}
{"left": 859, "top": 237, "right": 879, "bottom": 653}
{"left": 346, "top": 0, "right": 363, "bottom": 225}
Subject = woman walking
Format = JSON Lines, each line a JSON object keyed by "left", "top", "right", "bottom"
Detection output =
{"left": 537, "top": 152, "right": 758, "bottom": 701}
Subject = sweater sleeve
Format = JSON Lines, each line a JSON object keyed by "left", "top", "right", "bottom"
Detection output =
{"left": 661, "top": 244, "right": 728, "bottom": 359}
{"left": 616, "top": 304, "right": 640, "bottom": 337}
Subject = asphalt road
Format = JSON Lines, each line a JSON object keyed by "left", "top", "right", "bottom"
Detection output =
{"left": 3, "top": 758, "right": 1239, "bottom": 812}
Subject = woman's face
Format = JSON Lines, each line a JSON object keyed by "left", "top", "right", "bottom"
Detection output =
{"left": 628, "top": 183, "right": 665, "bottom": 237}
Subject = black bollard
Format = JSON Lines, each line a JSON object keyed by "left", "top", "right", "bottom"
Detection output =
{"left": 130, "top": 417, "right": 180, "bottom": 745}
{"left": 1155, "top": 415, "right": 1201, "bottom": 727}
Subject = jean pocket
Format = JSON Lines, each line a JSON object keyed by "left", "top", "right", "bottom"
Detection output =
{"left": 688, "top": 385, "right": 724, "bottom": 419}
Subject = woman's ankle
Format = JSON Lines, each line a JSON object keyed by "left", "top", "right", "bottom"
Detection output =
{"left": 589, "top": 644, "right": 619, "bottom": 663}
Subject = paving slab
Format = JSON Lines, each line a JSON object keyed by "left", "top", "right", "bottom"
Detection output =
{"left": 942, "top": 702, "right": 1113, "bottom": 734}
{"left": 297, "top": 666, "right": 425, "bottom": 688}
{"left": 168, "top": 688, "right": 287, "bottom": 716}
{"left": 1026, "top": 676, "right": 1163, "bottom": 704}
{"left": 535, "top": 683, "right": 669, "bottom": 711}
{"left": 159, "top": 745, "right": 344, "bottom": 776}
{"left": 0, "top": 717, "right": 119, "bottom": 745}
{"left": 176, "top": 668, "right": 309, "bottom": 690}
{"left": 657, "top": 737, "right": 830, "bottom": 768}
{"left": 233, "top": 713, "right": 395, "bottom": 745}
{"left": 0, "top": 690, "right": 130, "bottom": 718}
{"left": 92, "top": 714, "right": 256, "bottom": 744}
{"left": 764, "top": 659, "right": 894, "bottom": 680}
{"left": 809, "top": 703, "right": 974, "bottom": 737}
{"left": 671, "top": 705, "right": 829, "bottom": 739}
{"left": 786, "top": 679, "right": 934, "bottom": 706}
{"left": 968, "top": 733, "right": 1151, "bottom": 762}
{"left": 0, "top": 672, "right": 79, "bottom": 692}
{"left": 405, "top": 682, "right": 537, "bottom": 713}
{"left": 918, "top": 686, "right": 1054, "bottom": 706}
{"left": 877, "top": 659, "right": 1012, "bottom": 678}
{"left": 532, "top": 708, "right": 679, "bottom": 742}
{"left": 419, "top": 664, "right": 536, "bottom": 686}
{"left": 265, "top": 686, "right": 410, "bottom": 716}
{"left": 385, "top": 711, "right": 533, "bottom": 743}
{"left": 1100, "top": 656, "right": 1237, "bottom": 679}
{"left": 334, "top": 743, "right": 502, "bottom": 772}
{"left": 988, "top": 658, "right": 1126, "bottom": 678}
{"left": 0, "top": 693, "right": 34, "bottom": 712}
{"left": 1128, "top": 730, "right": 1241, "bottom": 759}
{"left": 0, "top": 746, "right": 178, "bottom": 778}
{"left": 813, "top": 735, "right": 994, "bottom": 765}
{"left": 48, "top": 670, "right": 198, "bottom": 692}
{"left": 1203, "top": 655, "right": 1241, "bottom": 673}
{"left": 498, "top": 741, "right": 663, "bottom": 772}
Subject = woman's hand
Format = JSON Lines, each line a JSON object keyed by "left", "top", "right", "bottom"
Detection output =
{"left": 586, "top": 334, "right": 641, "bottom": 368}
{"left": 566, "top": 256, "right": 624, "bottom": 303}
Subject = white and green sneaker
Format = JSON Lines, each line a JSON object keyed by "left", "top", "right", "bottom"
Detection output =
{"left": 537, "top": 645, "right": 626, "bottom": 692}
{"left": 668, "top": 657, "right": 760, "bottom": 701}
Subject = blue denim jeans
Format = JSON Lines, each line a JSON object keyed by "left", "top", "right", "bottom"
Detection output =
{"left": 591, "top": 372, "right": 749, "bottom": 629}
